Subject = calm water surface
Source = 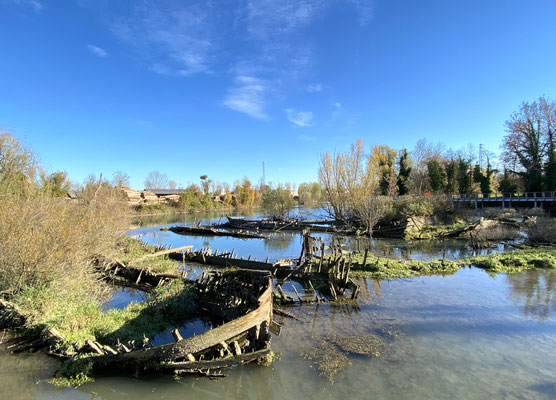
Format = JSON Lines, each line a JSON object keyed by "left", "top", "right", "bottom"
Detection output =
{"left": 1, "top": 211, "right": 555, "bottom": 400}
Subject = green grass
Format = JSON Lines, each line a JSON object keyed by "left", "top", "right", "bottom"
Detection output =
{"left": 12, "top": 279, "right": 198, "bottom": 352}
{"left": 326, "top": 248, "right": 556, "bottom": 280}
{"left": 323, "top": 253, "right": 460, "bottom": 280}
{"left": 461, "top": 248, "right": 556, "bottom": 274}
{"left": 110, "top": 237, "right": 182, "bottom": 274}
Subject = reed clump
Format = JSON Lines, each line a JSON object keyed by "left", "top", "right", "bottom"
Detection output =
{"left": 0, "top": 130, "right": 128, "bottom": 296}
{"left": 0, "top": 195, "right": 128, "bottom": 295}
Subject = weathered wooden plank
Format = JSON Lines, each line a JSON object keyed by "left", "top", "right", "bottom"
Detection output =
{"left": 92, "top": 276, "right": 273, "bottom": 371}
{"left": 137, "top": 245, "right": 194, "bottom": 260}
{"left": 162, "top": 347, "right": 271, "bottom": 371}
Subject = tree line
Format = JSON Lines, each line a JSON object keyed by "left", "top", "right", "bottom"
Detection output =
{"left": 319, "top": 96, "right": 555, "bottom": 201}
{"left": 317, "top": 96, "right": 556, "bottom": 234}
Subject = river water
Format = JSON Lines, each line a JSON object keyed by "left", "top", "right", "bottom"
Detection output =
{"left": 1, "top": 211, "right": 555, "bottom": 399}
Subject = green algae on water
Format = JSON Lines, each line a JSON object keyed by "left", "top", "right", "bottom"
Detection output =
{"left": 302, "top": 340, "right": 352, "bottom": 382}
{"left": 325, "top": 253, "right": 460, "bottom": 280}
{"left": 462, "top": 248, "right": 556, "bottom": 274}
{"left": 327, "top": 333, "right": 384, "bottom": 357}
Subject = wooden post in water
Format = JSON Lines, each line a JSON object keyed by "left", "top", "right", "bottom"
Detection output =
{"left": 292, "top": 285, "right": 303, "bottom": 303}
{"left": 363, "top": 248, "right": 368, "bottom": 266}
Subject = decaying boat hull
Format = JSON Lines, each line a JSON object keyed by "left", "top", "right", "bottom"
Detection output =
{"left": 90, "top": 271, "right": 274, "bottom": 374}
{"left": 165, "top": 225, "right": 267, "bottom": 239}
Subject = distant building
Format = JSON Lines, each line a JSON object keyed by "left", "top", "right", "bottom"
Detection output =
{"left": 119, "top": 187, "right": 181, "bottom": 204}
{"left": 148, "top": 189, "right": 182, "bottom": 204}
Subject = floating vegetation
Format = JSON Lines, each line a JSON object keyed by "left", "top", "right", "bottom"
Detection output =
{"left": 341, "top": 254, "right": 460, "bottom": 280}
{"left": 302, "top": 340, "right": 352, "bottom": 382}
{"left": 301, "top": 331, "right": 392, "bottom": 382}
{"left": 327, "top": 333, "right": 384, "bottom": 357}
{"left": 462, "top": 248, "right": 556, "bottom": 274}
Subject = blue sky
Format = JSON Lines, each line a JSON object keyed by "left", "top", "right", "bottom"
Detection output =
{"left": 1, "top": 0, "right": 555, "bottom": 189}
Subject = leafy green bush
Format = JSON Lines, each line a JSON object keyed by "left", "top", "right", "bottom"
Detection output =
{"left": 394, "top": 195, "right": 434, "bottom": 217}
{"left": 262, "top": 186, "right": 296, "bottom": 218}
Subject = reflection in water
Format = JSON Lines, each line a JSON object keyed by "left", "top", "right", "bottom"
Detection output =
{"left": 104, "top": 286, "right": 148, "bottom": 310}
{"left": 3, "top": 209, "right": 556, "bottom": 400}
{"left": 263, "top": 231, "right": 296, "bottom": 252}
{"left": 2, "top": 268, "right": 556, "bottom": 399}
{"left": 130, "top": 209, "right": 260, "bottom": 229}
{"left": 0, "top": 350, "right": 59, "bottom": 400}
{"left": 507, "top": 269, "right": 556, "bottom": 321}
{"left": 335, "top": 234, "right": 518, "bottom": 261}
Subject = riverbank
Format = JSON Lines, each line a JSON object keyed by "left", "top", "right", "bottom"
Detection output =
{"left": 325, "top": 248, "right": 556, "bottom": 280}
{"left": 2, "top": 224, "right": 556, "bottom": 387}
{"left": 130, "top": 203, "right": 260, "bottom": 217}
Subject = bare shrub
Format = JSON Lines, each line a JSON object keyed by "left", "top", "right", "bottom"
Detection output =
{"left": 354, "top": 196, "right": 394, "bottom": 236}
{"left": 0, "top": 194, "right": 128, "bottom": 294}
{"left": 522, "top": 207, "right": 546, "bottom": 217}
{"left": 527, "top": 217, "right": 556, "bottom": 244}
{"left": 319, "top": 139, "right": 378, "bottom": 226}
{"left": 0, "top": 131, "right": 39, "bottom": 198}
{"left": 481, "top": 207, "right": 518, "bottom": 219}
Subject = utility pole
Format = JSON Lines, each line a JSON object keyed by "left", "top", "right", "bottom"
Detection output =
{"left": 262, "top": 162, "right": 266, "bottom": 187}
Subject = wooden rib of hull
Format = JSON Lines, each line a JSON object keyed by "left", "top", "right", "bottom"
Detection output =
{"left": 168, "top": 251, "right": 291, "bottom": 273}
{"left": 91, "top": 275, "right": 273, "bottom": 372}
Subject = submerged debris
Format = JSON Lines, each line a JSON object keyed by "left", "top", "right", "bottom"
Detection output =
{"left": 164, "top": 225, "right": 267, "bottom": 239}
{"left": 327, "top": 333, "right": 384, "bottom": 357}
{"left": 302, "top": 340, "right": 352, "bottom": 382}
{"left": 376, "top": 321, "right": 407, "bottom": 339}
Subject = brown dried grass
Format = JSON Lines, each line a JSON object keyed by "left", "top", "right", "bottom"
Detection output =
{"left": 0, "top": 195, "right": 128, "bottom": 294}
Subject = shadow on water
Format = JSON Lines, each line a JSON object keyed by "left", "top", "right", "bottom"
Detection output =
{"left": 103, "top": 286, "right": 148, "bottom": 311}
{"left": 528, "top": 381, "right": 556, "bottom": 398}
{"left": 506, "top": 269, "right": 556, "bottom": 322}
{"left": 263, "top": 231, "right": 296, "bottom": 252}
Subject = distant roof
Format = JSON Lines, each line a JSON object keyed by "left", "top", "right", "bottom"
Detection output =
{"left": 148, "top": 189, "right": 183, "bottom": 196}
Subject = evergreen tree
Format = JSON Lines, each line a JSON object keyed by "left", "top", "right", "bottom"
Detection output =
{"left": 397, "top": 149, "right": 412, "bottom": 195}
{"left": 499, "top": 169, "right": 518, "bottom": 193}
{"left": 427, "top": 160, "right": 445, "bottom": 192}
{"left": 545, "top": 149, "right": 556, "bottom": 190}
{"left": 457, "top": 159, "right": 472, "bottom": 194}
{"left": 445, "top": 160, "right": 458, "bottom": 194}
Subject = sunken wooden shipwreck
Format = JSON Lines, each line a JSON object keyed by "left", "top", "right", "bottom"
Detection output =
{"left": 90, "top": 269, "right": 274, "bottom": 376}
{"left": 163, "top": 224, "right": 267, "bottom": 239}
{"left": 222, "top": 216, "right": 339, "bottom": 233}
{"left": 1, "top": 229, "right": 363, "bottom": 380}
{"left": 0, "top": 261, "right": 275, "bottom": 379}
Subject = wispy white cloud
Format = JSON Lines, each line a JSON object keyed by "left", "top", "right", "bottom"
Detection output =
{"left": 246, "top": 0, "right": 325, "bottom": 39}
{"left": 298, "top": 133, "right": 317, "bottom": 142}
{"left": 223, "top": 76, "right": 268, "bottom": 119}
{"left": 325, "top": 101, "right": 344, "bottom": 125}
{"left": 87, "top": 44, "right": 108, "bottom": 58}
{"left": 12, "top": 0, "right": 42, "bottom": 12}
{"left": 286, "top": 108, "right": 314, "bottom": 127}
{"left": 348, "top": 0, "right": 374, "bottom": 25}
{"left": 307, "top": 83, "right": 324, "bottom": 93}
{"left": 111, "top": 2, "right": 214, "bottom": 76}
{"left": 88, "top": 0, "right": 373, "bottom": 119}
